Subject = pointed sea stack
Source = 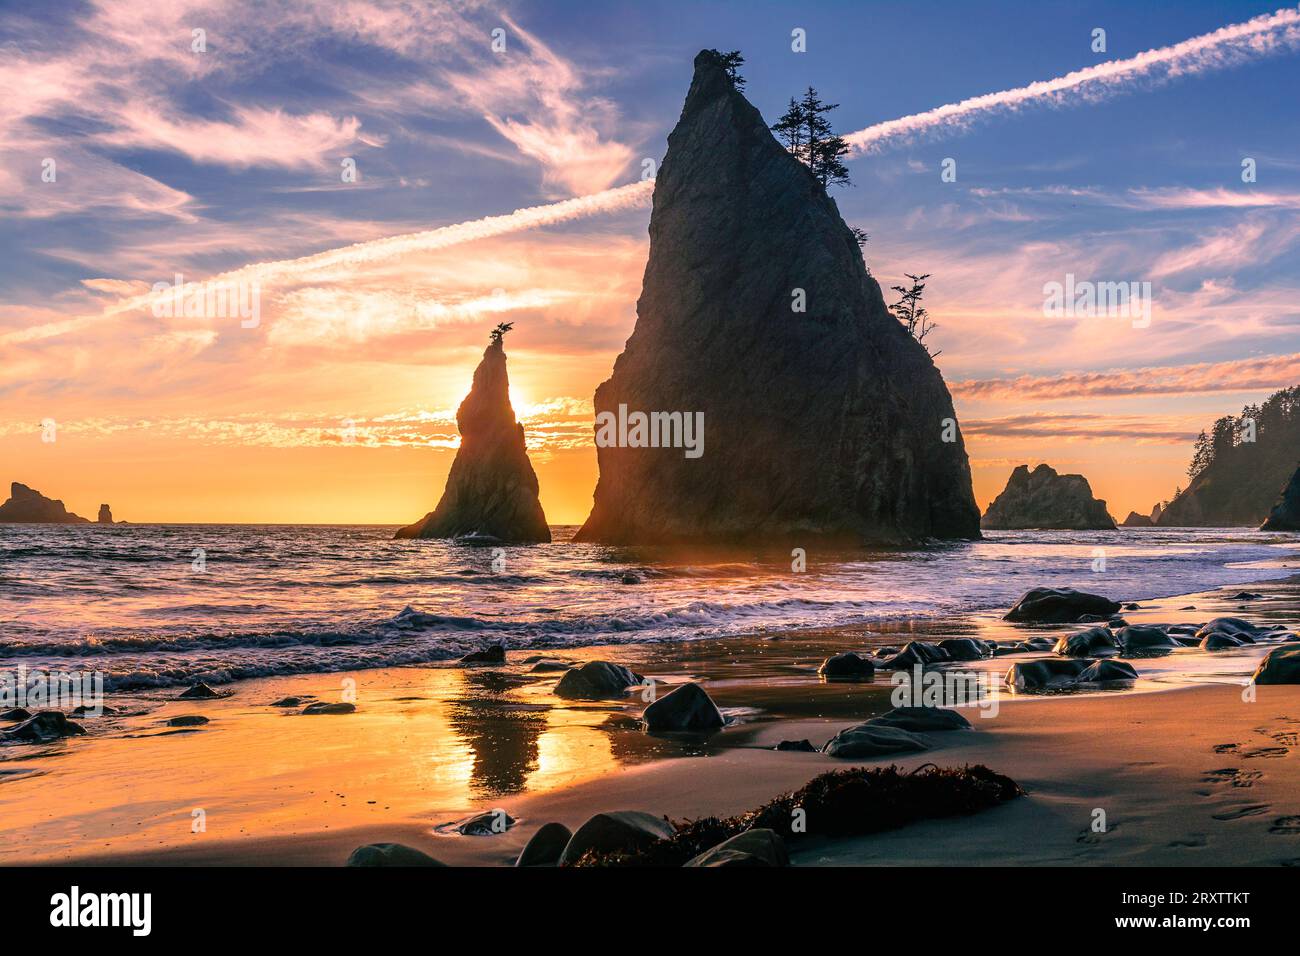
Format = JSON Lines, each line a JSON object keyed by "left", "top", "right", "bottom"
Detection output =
{"left": 395, "top": 336, "right": 550, "bottom": 543}
{"left": 97, "top": 504, "right": 114, "bottom": 524}
{"left": 1260, "top": 465, "right": 1300, "bottom": 531}
{"left": 574, "top": 50, "right": 980, "bottom": 545}
{"left": 981, "top": 464, "right": 1115, "bottom": 530}
{"left": 0, "top": 482, "right": 90, "bottom": 524}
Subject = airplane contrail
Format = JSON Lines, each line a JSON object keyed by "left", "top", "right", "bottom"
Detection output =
{"left": 845, "top": 6, "right": 1300, "bottom": 152}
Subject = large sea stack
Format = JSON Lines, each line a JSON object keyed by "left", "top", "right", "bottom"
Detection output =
{"left": 981, "top": 464, "right": 1115, "bottom": 530}
{"left": 574, "top": 50, "right": 980, "bottom": 545}
{"left": 0, "top": 483, "right": 90, "bottom": 524}
{"left": 1260, "top": 465, "right": 1300, "bottom": 531}
{"left": 395, "top": 336, "right": 550, "bottom": 543}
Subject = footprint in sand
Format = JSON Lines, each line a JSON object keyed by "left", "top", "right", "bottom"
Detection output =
{"left": 1214, "top": 743, "right": 1240, "bottom": 754}
{"left": 1201, "top": 768, "right": 1264, "bottom": 789}
{"left": 1268, "top": 816, "right": 1300, "bottom": 834}
{"left": 1076, "top": 822, "right": 1121, "bottom": 845}
{"left": 1211, "top": 804, "right": 1270, "bottom": 821}
{"left": 1168, "top": 835, "right": 1208, "bottom": 848}
{"left": 1242, "top": 746, "right": 1289, "bottom": 759}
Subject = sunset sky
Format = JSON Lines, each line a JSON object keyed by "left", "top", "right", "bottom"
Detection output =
{"left": 3, "top": 0, "right": 1300, "bottom": 525}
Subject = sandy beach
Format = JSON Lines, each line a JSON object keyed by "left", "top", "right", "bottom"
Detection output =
{"left": 6, "top": 573, "right": 1300, "bottom": 867}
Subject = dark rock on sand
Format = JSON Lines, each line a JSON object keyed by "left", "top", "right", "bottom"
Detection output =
{"left": 867, "top": 706, "right": 972, "bottom": 732}
{"left": 822, "top": 723, "right": 929, "bottom": 758}
{"left": 270, "top": 696, "right": 310, "bottom": 707}
{"left": 554, "top": 661, "right": 643, "bottom": 700}
{"left": 1078, "top": 659, "right": 1138, "bottom": 682}
{"left": 642, "top": 682, "right": 725, "bottom": 732}
{"left": 516, "top": 822, "right": 572, "bottom": 866}
{"left": 572, "top": 50, "right": 980, "bottom": 546}
{"left": 775, "top": 739, "right": 818, "bottom": 752}
{"left": 97, "top": 504, "right": 113, "bottom": 524}
{"left": 394, "top": 336, "right": 550, "bottom": 543}
{"left": 684, "top": 828, "right": 789, "bottom": 867}
{"left": 166, "top": 715, "right": 209, "bottom": 727}
{"left": 1054, "top": 626, "right": 1119, "bottom": 657}
{"left": 938, "top": 638, "right": 988, "bottom": 661}
{"left": 1196, "top": 618, "right": 1260, "bottom": 643}
{"left": 0, "top": 482, "right": 90, "bottom": 523}
{"left": 1253, "top": 646, "right": 1300, "bottom": 684}
{"left": 878, "top": 641, "right": 950, "bottom": 668}
{"left": 302, "top": 702, "right": 356, "bottom": 715}
{"left": 1201, "top": 632, "right": 1246, "bottom": 650}
{"left": 1, "top": 708, "right": 33, "bottom": 721}
{"left": 1260, "top": 466, "right": 1300, "bottom": 531}
{"left": 818, "top": 651, "right": 876, "bottom": 679}
{"left": 1004, "top": 587, "right": 1120, "bottom": 624}
{"left": 2, "top": 711, "right": 86, "bottom": 742}
{"left": 454, "top": 809, "right": 516, "bottom": 835}
{"left": 558, "top": 811, "right": 676, "bottom": 865}
{"left": 178, "top": 682, "right": 221, "bottom": 700}
{"left": 346, "top": 843, "right": 446, "bottom": 867}
{"left": 981, "top": 463, "right": 1116, "bottom": 530}
{"left": 1005, "top": 659, "right": 1091, "bottom": 691}
{"left": 1117, "top": 625, "right": 1180, "bottom": 654}
{"left": 460, "top": 644, "right": 506, "bottom": 664}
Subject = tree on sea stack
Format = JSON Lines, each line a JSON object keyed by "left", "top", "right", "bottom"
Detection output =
{"left": 771, "top": 87, "right": 852, "bottom": 188}
{"left": 394, "top": 326, "right": 550, "bottom": 543}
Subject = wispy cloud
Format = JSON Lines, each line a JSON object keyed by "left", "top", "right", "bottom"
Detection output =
{"left": 845, "top": 7, "right": 1300, "bottom": 152}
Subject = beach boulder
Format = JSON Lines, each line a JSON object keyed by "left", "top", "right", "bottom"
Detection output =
{"left": 453, "top": 809, "right": 516, "bottom": 835}
{"left": 1078, "top": 659, "right": 1139, "bottom": 683}
{"left": 302, "top": 702, "right": 355, "bottom": 715}
{"left": 1200, "top": 632, "right": 1246, "bottom": 650}
{"left": 642, "top": 682, "right": 725, "bottom": 732}
{"left": 558, "top": 811, "right": 676, "bottom": 865}
{"left": 1117, "top": 625, "right": 1180, "bottom": 654}
{"left": 554, "top": 661, "right": 643, "bottom": 700}
{"left": 346, "top": 843, "right": 446, "bottom": 867}
{"left": 1195, "top": 618, "right": 1260, "bottom": 644}
{"left": 1252, "top": 646, "right": 1300, "bottom": 685}
{"left": 460, "top": 644, "right": 507, "bottom": 664}
{"left": 1004, "top": 587, "right": 1120, "bottom": 624}
{"left": 178, "top": 682, "right": 221, "bottom": 700}
{"left": 1054, "top": 626, "right": 1118, "bottom": 657}
{"left": 1, "top": 711, "right": 86, "bottom": 742}
{"left": 981, "top": 463, "right": 1116, "bottom": 530}
{"left": 0, "top": 707, "right": 33, "bottom": 721}
{"left": 937, "top": 638, "right": 988, "bottom": 661}
{"left": 866, "top": 706, "right": 972, "bottom": 732}
{"left": 166, "top": 715, "right": 209, "bottom": 727}
{"left": 515, "top": 822, "right": 572, "bottom": 867}
{"left": 1005, "top": 658, "right": 1091, "bottom": 691}
{"left": 822, "top": 723, "right": 929, "bottom": 758}
{"left": 879, "top": 641, "right": 950, "bottom": 668}
{"left": 818, "top": 651, "right": 876, "bottom": 679}
{"left": 684, "top": 829, "right": 789, "bottom": 867}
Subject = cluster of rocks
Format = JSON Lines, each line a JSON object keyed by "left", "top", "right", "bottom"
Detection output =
{"left": 981, "top": 464, "right": 1115, "bottom": 530}
{"left": 1, "top": 710, "right": 86, "bottom": 743}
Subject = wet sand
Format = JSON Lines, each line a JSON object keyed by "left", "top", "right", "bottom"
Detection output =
{"left": 4, "top": 575, "right": 1300, "bottom": 866}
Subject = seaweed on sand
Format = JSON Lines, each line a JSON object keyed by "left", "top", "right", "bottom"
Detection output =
{"left": 567, "top": 763, "right": 1022, "bottom": 866}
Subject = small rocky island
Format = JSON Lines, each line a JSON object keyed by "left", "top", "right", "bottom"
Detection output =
{"left": 574, "top": 49, "right": 980, "bottom": 545}
{"left": 0, "top": 482, "right": 92, "bottom": 523}
{"left": 1260, "top": 465, "right": 1300, "bottom": 531}
{"left": 981, "top": 464, "right": 1116, "bottom": 530}
{"left": 395, "top": 327, "right": 550, "bottom": 543}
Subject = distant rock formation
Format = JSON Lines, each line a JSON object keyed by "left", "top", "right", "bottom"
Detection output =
{"left": 97, "top": 504, "right": 113, "bottom": 524}
{"left": 1261, "top": 465, "right": 1300, "bottom": 531}
{"left": 573, "top": 50, "right": 980, "bottom": 546}
{"left": 0, "top": 482, "right": 89, "bottom": 523}
{"left": 1149, "top": 502, "right": 1163, "bottom": 524}
{"left": 395, "top": 337, "right": 550, "bottom": 543}
{"left": 981, "top": 464, "right": 1115, "bottom": 530}
{"left": 1120, "top": 511, "right": 1152, "bottom": 527}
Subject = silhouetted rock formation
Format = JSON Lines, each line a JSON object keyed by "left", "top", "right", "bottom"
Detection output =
{"left": 981, "top": 464, "right": 1115, "bottom": 530}
{"left": 574, "top": 50, "right": 980, "bottom": 546}
{"left": 0, "top": 482, "right": 89, "bottom": 523}
{"left": 1261, "top": 466, "right": 1300, "bottom": 531}
{"left": 1120, "top": 511, "right": 1152, "bottom": 527}
{"left": 97, "top": 504, "right": 113, "bottom": 524}
{"left": 395, "top": 339, "right": 550, "bottom": 543}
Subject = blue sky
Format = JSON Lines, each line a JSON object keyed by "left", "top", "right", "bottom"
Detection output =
{"left": 1, "top": 0, "right": 1299, "bottom": 522}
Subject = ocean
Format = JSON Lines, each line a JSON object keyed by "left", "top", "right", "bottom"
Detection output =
{"left": 1, "top": 523, "right": 1296, "bottom": 690}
